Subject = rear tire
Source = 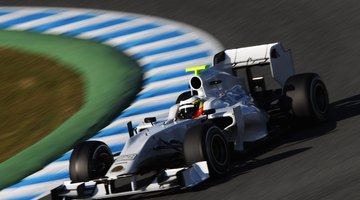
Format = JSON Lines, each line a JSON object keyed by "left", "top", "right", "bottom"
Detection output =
{"left": 69, "top": 141, "right": 114, "bottom": 182}
{"left": 284, "top": 73, "right": 329, "bottom": 122}
{"left": 183, "top": 125, "right": 230, "bottom": 176}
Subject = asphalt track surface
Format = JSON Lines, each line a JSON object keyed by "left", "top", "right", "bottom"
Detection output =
{"left": 2, "top": 0, "right": 360, "bottom": 199}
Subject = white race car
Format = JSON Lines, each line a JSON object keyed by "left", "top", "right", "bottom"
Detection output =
{"left": 51, "top": 42, "right": 329, "bottom": 199}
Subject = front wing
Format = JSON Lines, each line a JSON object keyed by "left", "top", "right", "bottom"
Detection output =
{"left": 51, "top": 161, "right": 209, "bottom": 199}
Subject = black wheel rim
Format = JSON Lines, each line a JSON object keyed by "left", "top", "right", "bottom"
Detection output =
{"left": 210, "top": 134, "right": 227, "bottom": 165}
{"left": 313, "top": 82, "right": 328, "bottom": 113}
{"left": 92, "top": 145, "right": 113, "bottom": 177}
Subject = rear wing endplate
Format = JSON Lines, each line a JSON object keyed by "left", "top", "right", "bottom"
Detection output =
{"left": 213, "top": 42, "right": 295, "bottom": 87}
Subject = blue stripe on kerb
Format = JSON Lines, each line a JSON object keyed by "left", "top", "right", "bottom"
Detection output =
{"left": 122, "top": 104, "right": 171, "bottom": 118}
{"left": 132, "top": 40, "right": 202, "bottom": 59}
{"left": 93, "top": 23, "right": 161, "bottom": 42}
{"left": 119, "top": 31, "right": 184, "bottom": 50}
{"left": 7, "top": 193, "right": 42, "bottom": 200}
{"left": 8, "top": 171, "right": 69, "bottom": 189}
{"left": 144, "top": 70, "right": 188, "bottom": 85}
{"left": 63, "top": 17, "right": 136, "bottom": 36}
{"left": 92, "top": 126, "right": 129, "bottom": 139}
{"left": 144, "top": 51, "right": 211, "bottom": 71}
{"left": 55, "top": 152, "right": 71, "bottom": 162}
{"left": 0, "top": 12, "right": 56, "bottom": 28}
{"left": 29, "top": 14, "right": 96, "bottom": 32}
{"left": 120, "top": 102, "right": 175, "bottom": 118}
{"left": 137, "top": 84, "right": 189, "bottom": 100}
{"left": 0, "top": 10, "right": 14, "bottom": 16}
{"left": 109, "top": 143, "right": 125, "bottom": 153}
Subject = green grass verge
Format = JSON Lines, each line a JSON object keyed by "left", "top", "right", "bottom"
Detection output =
{"left": 0, "top": 30, "right": 142, "bottom": 189}
{"left": 0, "top": 47, "right": 83, "bottom": 163}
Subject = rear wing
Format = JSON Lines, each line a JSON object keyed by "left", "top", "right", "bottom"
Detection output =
{"left": 213, "top": 42, "right": 295, "bottom": 87}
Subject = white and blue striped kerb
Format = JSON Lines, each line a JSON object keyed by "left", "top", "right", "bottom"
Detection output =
{"left": 0, "top": 7, "right": 223, "bottom": 200}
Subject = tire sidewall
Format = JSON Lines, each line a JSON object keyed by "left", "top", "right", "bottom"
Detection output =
{"left": 309, "top": 77, "right": 329, "bottom": 121}
{"left": 285, "top": 73, "right": 329, "bottom": 121}
{"left": 183, "top": 125, "right": 230, "bottom": 176}
{"left": 203, "top": 126, "right": 230, "bottom": 175}
{"left": 69, "top": 141, "right": 113, "bottom": 182}
{"left": 91, "top": 144, "right": 114, "bottom": 178}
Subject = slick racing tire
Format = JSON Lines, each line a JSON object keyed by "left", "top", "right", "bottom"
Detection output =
{"left": 284, "top": 73, "right": 329, "bottom": 122}
{"left": 69, "top": 141, "right": 114, "bottom": 182}
{"left": 183, "top": 125, "right": 230, "bottom": 176}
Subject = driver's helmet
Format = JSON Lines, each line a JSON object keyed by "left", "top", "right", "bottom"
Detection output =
{"left": 178, "top": 96, "right": 204, "bottom": 119}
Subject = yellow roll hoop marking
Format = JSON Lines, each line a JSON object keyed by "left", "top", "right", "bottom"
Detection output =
{"left": 185, "top": 65, "right": 209, "bottom": 75}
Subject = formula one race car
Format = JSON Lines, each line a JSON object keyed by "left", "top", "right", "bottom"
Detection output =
{"left": 51, "top": 42, "right": 329, "bottom": 199}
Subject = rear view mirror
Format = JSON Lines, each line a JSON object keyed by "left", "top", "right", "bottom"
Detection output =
{"left": 144, "top": 117, "right": 156, "bottom": 124}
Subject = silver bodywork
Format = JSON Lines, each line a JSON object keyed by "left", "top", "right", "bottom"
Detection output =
{"left": 53, "top": 42, "right": 295, "bottom": 199}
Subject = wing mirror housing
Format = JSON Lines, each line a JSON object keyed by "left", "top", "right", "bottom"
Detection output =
{"left": 144, "top": 117, "right": 156, "bottom": 124}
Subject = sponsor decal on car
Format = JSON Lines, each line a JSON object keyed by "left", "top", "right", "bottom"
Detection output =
{"left": 118, "top": 154, "right": 137, "bottom": 160}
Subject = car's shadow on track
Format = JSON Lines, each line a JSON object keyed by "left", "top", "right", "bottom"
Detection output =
{"left": 278, "top": 94, "right": 360, "bottom": 145}
{"left": 121, "top": 94, "right": 360, "bottom": 200}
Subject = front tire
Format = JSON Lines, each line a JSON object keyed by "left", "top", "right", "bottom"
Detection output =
{"left": 284, "top": 73, "right": 329, "bottom": 122}
{"left": 69, "top": 141, "right": 114, "bottom": 183}
{"left": 183, "top": 125, "right": 230, "bottom": 176}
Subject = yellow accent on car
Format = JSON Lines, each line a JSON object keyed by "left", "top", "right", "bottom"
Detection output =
{"left": 111, "top": 165, "right": 124, "bottom": 172}
{"left": 185, "top": 65, "right": 209, "bottom": 75}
